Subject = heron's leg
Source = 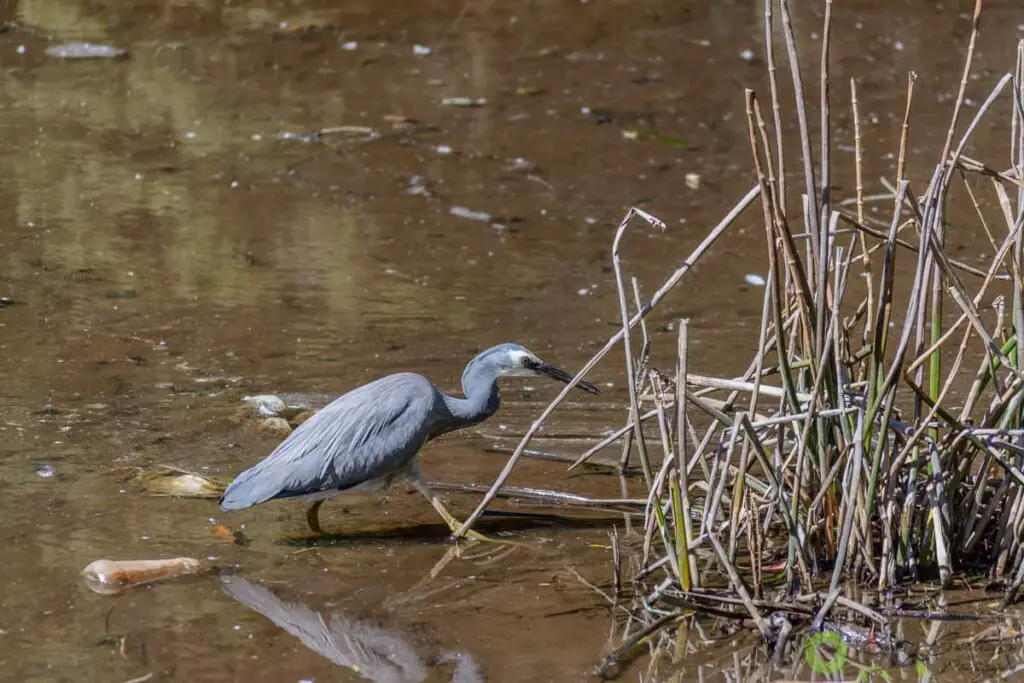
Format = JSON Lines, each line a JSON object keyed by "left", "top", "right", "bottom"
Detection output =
{"left": 306, "top": 500, "right": 325, "bottom": 534}
{"left": 409, "top": 479, "right": 496, "bottom": 543}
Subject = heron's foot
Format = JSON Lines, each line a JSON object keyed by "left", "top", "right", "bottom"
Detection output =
{"left": 448, "top": 523, "right": 498, "bottom": 544}
{"left": 428, "top": 496, "right": 519, "bottom": 545}
{"left": 305, "top": 500, "right": 326, "bottom": 535}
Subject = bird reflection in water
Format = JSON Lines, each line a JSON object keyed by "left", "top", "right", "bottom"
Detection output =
{"left": 222, "top": 575, "right": 484, "bottom": 683}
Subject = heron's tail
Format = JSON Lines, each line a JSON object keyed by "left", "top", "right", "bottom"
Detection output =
{"left": 219, "top": 467, "right": 280, "bottom": 511}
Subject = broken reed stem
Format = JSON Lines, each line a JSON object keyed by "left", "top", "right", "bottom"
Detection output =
{"left": 454, "top": 186, "right": 760, "bottom": 537}
{"left": 612, "top": 210, "right": 659, "bottom": 488}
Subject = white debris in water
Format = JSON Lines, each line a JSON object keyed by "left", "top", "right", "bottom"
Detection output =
{"left": 894, "top": 41, "right": 904, "bottom": 51}
{"left": 16, "top": 45, "right": 25, "bottom": 54}
{"left": 744, "top": 274, "right": 767, "bottom": 287}
{"left": 441, "top": 96, "right": 487, "bottom": 107}
{"left": 36, "top": 465, "right": 55, "bottom": 478}
{"left": 577, "top": 288, "right": 589, "bottom": 296}
{"left": 243, "top": 394, "right": 287, "bottom": 417}
{"left": 342, "top": 41, "right": 358, "bottom": 51}
{"left": 251, "top": 134, "right": 262, "bottom": 141}
{"left": 413, "top": 44, "right": 432, "bottom": 56}
{"left": 45, "top": 42, "right": 126, "bottom": 59}
{"left": 685, "top": 172, "right": 701, "bottom": 190}
{"left": 436, "top": 144, "right": 453, "bottom": 155}
{"left": 449, "top": 206, "right": 491, "bottom": 223}
{"left": 739, "top": 49, "right": 755, "bottom": 61}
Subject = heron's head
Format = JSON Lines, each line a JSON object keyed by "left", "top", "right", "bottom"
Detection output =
{"left": 466, "top": 343, "right": 600, "bottom": 394}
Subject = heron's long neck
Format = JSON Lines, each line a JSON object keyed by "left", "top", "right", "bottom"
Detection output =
{"left": 437, "top": 365, "right": 501, "bottom": 434}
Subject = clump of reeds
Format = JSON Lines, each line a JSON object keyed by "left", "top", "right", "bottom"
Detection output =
{"left": 453, "top": 0, "right": 1024, "bottom": 675}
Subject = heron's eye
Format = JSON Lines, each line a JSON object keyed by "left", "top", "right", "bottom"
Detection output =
{"left": 521, "top": 357, "right": 532, "bottom": 367}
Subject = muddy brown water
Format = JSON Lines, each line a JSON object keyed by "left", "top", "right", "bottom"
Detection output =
{"left": 2, "top": 1, "right": 1024, "bottom": 681}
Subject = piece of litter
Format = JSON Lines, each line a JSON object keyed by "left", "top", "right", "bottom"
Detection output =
{"left": 685, "top": 172, "right": 701, "bottom": 190}
{"left": 242, "top": 394, "right": 287, "bottom": 417}
{"left": 740, "top": 49, "right": 755, "bottom": 61}
{"left": 16, "top": 45, "right": 25, "bottom": 55}
{"left": 449, "top": 206, "right": 492, "bottom": 223}
{"left": 413, "top": 44, "right": 432, "bottom": 56}
{"left": 436, "top": 145, "right": 453, "bottom": 155}
{"left": 342, "top": 41, "right": 358, "bottom": 51}
{"left": 441, "top": 96, "right": 487, "bottom": 108}
{"left": 36, "top": 465, "right": 56, "bottom": 478}
{"left": 744, "top": 274, "right": 767, "bottom": 287}
{"left": 45, "top": 42, "right": 127, "bottom": 59}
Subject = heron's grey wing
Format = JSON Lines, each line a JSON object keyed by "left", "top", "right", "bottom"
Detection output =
{"left": 221, "top": 373, "right": 437, "bottom": 510}
{"left": 221, "top": 575, "right": 428, "bottom": 682}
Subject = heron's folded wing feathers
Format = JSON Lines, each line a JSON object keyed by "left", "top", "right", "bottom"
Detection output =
{"left": 220, "top": 373, "right": 437, "bottom": 509}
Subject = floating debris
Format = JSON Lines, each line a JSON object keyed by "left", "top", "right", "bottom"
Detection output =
{"left": 341, "top": 41, "right": 358, "bottom": 51}
{"left": 45, "top": 42, "right": 127, "bottom": 59}
{"left": 134, "top": 465, "right": 227, "bottom": 498}
{"left": 744, "top": 273, "right": 767, "bottom": 287}
{"left": 242, "top": 394, "right": 288, "bottom": 417}
{"left": 515, "top": 86, "right": 546, "bottom": 96}
{"left": 685, "top": 172, "right": 701, "bottom": 190}
{"left": 436, "top": 144, "right": 454, "bottom": 155}
{"left": 241, "top": 393, "right": 330, "bottom": 422}
{"left": 624, "top": 127, "right": 691, "bottom": 149}
{"left": 413, "top": 44, "right": 432, "bottom": 56}
{"left": 82, "top": 557, "right": 204, "bottom": 595}
{"left": 318, "top": 125, "right": 379, "bottom": 139}
{"left": 440, "top": 96, "right": 487, "bottom": 108}
{"left": 36, "top": 464, "right": 55, "bottom": 478}
{"left": 276, "top": 126, "right": 379, "bottom": 144}
{"left": 405, "top": 175, "right": 439, "bottom": 200}
{"left": 211, "top": 522, "right": 248, "bottom": 546}
{"left": 449, "top": 206, "right": 492, "bottom": 223}
{"left": 580, "top": 106, "right": 614, "bottom": 125}
{"left": 740, "top": 48, "right": 755, "bottom": 62}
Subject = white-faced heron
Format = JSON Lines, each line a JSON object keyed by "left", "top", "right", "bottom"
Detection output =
{"left": 220, "top": 343, "right": 599, "bottom": 539}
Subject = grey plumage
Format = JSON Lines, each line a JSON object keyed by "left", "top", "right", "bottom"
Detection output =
{"left": 220, "top": 343, "right": 599, "bottom": 536}
{"left": 221, "top": 575, "right": 437, "bottom": 682}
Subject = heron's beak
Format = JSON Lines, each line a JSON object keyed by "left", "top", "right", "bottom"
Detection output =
{"left": 530, "top": 360, "right": 601, "bottom": 395}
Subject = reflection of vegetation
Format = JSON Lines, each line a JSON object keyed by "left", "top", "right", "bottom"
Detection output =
{"left": 2, "top": 0, "right": 379, "bottom": 320}
{"left": 602, "top": 610, "right": 1024, "bottom": 682}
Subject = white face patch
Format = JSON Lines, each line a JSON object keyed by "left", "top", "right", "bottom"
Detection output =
{"left": 502, "top": 349, "right": 540, "bottom": 377}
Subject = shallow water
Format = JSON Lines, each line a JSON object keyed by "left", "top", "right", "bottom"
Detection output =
{"left": 2, "top": 0, "right": 1024, "bottom": 681}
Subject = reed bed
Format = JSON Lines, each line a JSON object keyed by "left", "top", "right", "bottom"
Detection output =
{"left": 454, "top": 0, "right": 1024, "bottom": 674}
